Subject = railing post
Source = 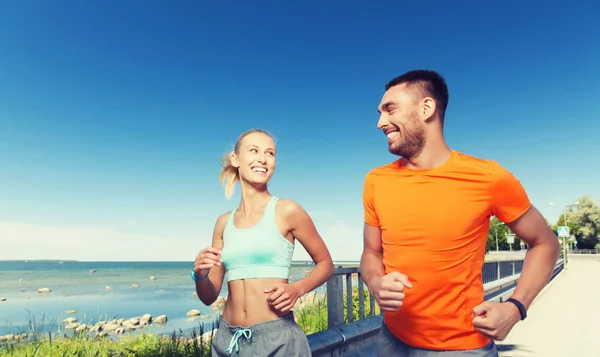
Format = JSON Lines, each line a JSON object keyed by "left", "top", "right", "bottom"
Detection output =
{"left": 327, "top": 266, "right": 345, "bottom": 328}
{"left": 496, "top": 261, "right": 500, "bottom": 281}
{"left": 346, "top": 274, "right": 353, "bottom": 323}
{"left": 513, "top": 260, "right": 516, "bottom": 275}
{"left": 358, "top": 274, "right": 365, "bottom": 320}
{"left": 370, "top": 293, "right": 376, "bottom": 316}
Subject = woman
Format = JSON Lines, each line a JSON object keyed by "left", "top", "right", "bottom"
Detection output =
{"left": 192, "top": 128, "right": 334, "bottom": 356}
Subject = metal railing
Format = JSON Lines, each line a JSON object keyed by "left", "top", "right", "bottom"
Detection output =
{"left": 570, "top": 249, "right": 599, "bottom": 254}
{"left": 482, "top": 259, "right": 524, "bottom": 284}
{"left": 307, "top": 258, "right": 565, "bottom": 356}
{"left": 325, "top": 267, "right": 376, "bottom": 328}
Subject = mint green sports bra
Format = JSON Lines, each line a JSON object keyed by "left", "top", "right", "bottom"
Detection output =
{"left": 220, "top": 196, "right": 295, "bottom": 282}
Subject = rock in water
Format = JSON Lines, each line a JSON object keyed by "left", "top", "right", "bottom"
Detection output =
{"left": 65, "top": 322, "right": 80, "bottom": 330}
{"left": 186, "top": 309, "right": 201, "bottom": 317}
{"left": 154, "top": 315, "right": 167, "bottom": 324}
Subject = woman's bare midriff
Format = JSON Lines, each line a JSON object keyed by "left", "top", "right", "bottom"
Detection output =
{"left": 221, "top": 278, "right": 291, "bottom": 327}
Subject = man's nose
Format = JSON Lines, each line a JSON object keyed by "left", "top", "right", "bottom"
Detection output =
{"left": 377, "top": 114, "right": 388, "bottom": 130}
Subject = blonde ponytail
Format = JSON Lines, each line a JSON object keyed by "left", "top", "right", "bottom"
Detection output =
{"left": 219, "top": 152, "right": 239, "bottom": 199}
{"left": 219, "top": 128, "right": 275, "bottom": 199}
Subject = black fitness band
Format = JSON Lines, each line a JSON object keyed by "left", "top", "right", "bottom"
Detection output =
{"left": 506, "top": 298, "right": 527, "bottom": 320}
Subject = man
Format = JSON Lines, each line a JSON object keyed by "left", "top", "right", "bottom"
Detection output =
{"left": 360, "top": 70, "right": 560, "bottom": 356}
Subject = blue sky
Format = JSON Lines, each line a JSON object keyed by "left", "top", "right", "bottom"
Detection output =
{"left": 1, "top": 0, "right": 598, "bottom": 261}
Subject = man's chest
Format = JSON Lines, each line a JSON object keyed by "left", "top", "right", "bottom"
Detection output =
{"left": 373, "top": 176, "right": 491, "bottom": 248}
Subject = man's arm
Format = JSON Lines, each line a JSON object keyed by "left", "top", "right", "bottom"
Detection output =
{"left": 360, "top": 223, "right": 386, "bottom": 290}
{"left": 472, "top": 163, "right": 560, "bottom": 340}
{"left": 506, "top": 206, "right": 560, "bottom": 310}
{"left": 489, "top": 161, "right": 560, "bottom": 310}
{"left": 359, "top": 171, "right": 413, "bottom": 311}
{"left": 360, "top": 171, "right": 385, "bottom": 290}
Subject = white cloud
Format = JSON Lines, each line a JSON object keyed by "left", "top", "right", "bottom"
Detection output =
{"left": 292, "top": 212, "right": 363, "bottom": 262}
{"left": 0, "top": 220, "right": 212, "bottom": 262}
{"left": 0, "top": 213, "right": 364, "bottom": 263}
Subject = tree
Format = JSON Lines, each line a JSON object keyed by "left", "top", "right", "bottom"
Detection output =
{"left": 487, "top": 217, "right": 523, "bottom": 252}
{"left": 552, "top": 211, "right": 580, "bottom": 240}
{"left": 559, "top": 195, "right": 600, "bottom": 250}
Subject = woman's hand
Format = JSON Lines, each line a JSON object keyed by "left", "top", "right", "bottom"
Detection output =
{"left": 193, "top": 247, "right": 222, "bottom": 279}
{"left": 264, "top": 283, "right": 304, "bottom": 313}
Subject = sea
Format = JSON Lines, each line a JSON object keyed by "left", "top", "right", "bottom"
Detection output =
{"left": 0, "top": 260, "right": 330, "bottom": 337}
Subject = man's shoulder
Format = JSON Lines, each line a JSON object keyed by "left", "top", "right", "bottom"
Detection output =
{"left": 452, "top": 151, "right": 502, "bottom": 173}
{"left": 366, "top": 160, "right": 403, "bottom": 177}
{"left": 453, "top": 150, "right": 495, "bottom": 165}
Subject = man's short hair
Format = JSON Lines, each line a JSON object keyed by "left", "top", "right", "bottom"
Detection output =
{"left": 385, "top": 70, "right": 449, "bottom": 120}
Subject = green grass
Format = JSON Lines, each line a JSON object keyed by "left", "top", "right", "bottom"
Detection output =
{"left": 296, "top": 286, "right": 381, "bottom": 334}
{"left": 1, "top": 287, "right": 379, "bottom": 356}
{"left": 0, "top": 329, "right": 214, "bottom": 357}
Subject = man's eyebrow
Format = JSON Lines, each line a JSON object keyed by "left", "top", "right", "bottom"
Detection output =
{"left": 377, "top": 101, "right": 393, "bottom": 114}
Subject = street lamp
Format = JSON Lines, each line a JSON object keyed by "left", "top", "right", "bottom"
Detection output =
{"left": 563, "top": 201, "right": 579, "bottom": 259}
{"left": 563, "top": 201, "right": 580, "bottom": 226}
{"left": 552, "top": 201, "right": 580, "bottom": 267}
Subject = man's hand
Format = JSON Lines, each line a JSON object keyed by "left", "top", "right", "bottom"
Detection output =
{"left": 472, "top": 301, "right": 521, "bottom": 341}
{"left": 264, "top": 283, "right": 303, "bottom": 314}
{"left": 371, "top": 272, "right": 412, "bottom": 312}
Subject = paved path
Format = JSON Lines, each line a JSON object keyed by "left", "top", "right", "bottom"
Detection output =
{"left": 497, "top": 256, "right": 600, "bottom": 357}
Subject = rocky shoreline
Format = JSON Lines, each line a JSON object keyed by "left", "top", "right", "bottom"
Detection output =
{"left": 0, "top": 295, "right": 229, "bottom": 343}
{"left": 0, "top": 292, "right": 324, "bottom": 344}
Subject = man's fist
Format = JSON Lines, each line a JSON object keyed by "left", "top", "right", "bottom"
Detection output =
{"left": 371, "top": 271, "right": 412, "bottom": 312}
{"left": 472, "top": 301, "right": 521, "bottom": 341}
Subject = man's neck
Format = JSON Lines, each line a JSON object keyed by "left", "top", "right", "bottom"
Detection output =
{"left": 404, "top": 141, "right": 452, "bottom": 170}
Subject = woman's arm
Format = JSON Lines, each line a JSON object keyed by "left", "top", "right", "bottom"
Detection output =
{"left": 194, "top": 213, "right": 229, "bottom": 306}
{"left": 264, "top": 199, "right": 334, "bottom": 313}
{"left": 283, "top": 200, "right": 334, "bottom": 295}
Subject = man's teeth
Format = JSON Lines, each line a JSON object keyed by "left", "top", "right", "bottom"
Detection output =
{"left": 253, "top": 168, "right": 267, "bottom": 173}
{"left": 387, "top": 131, "right": 399, "bottom": 139}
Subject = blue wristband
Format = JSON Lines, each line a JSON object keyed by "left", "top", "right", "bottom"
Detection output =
{"left": 191, "top": 269, "right": 209, "bottom": 282}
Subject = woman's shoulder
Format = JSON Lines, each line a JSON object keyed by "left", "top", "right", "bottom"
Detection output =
{"left": 214, "top": 211, "right": 233, "bottom": 227}
{"left": 274, "top": 197, "right": 308, "bottom": 219}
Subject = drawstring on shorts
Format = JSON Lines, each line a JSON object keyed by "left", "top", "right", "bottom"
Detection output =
{"left": 225, "top": 328, "right": 252, "bottom": 354}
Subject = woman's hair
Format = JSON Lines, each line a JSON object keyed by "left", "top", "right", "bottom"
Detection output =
{"left": 219, "top": 128, "right": 274, "bottom": 199}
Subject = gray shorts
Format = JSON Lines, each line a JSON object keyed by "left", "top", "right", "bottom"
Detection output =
{"left": 211, "top": 312, "right": 311, "bottom": 357}
{"left": 377, "top": 322, "right": 499, "bottom": 357}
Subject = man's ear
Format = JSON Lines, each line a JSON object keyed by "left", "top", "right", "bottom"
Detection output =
{"left": 421, "top": 97, "right": 437, "bottom": 122}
